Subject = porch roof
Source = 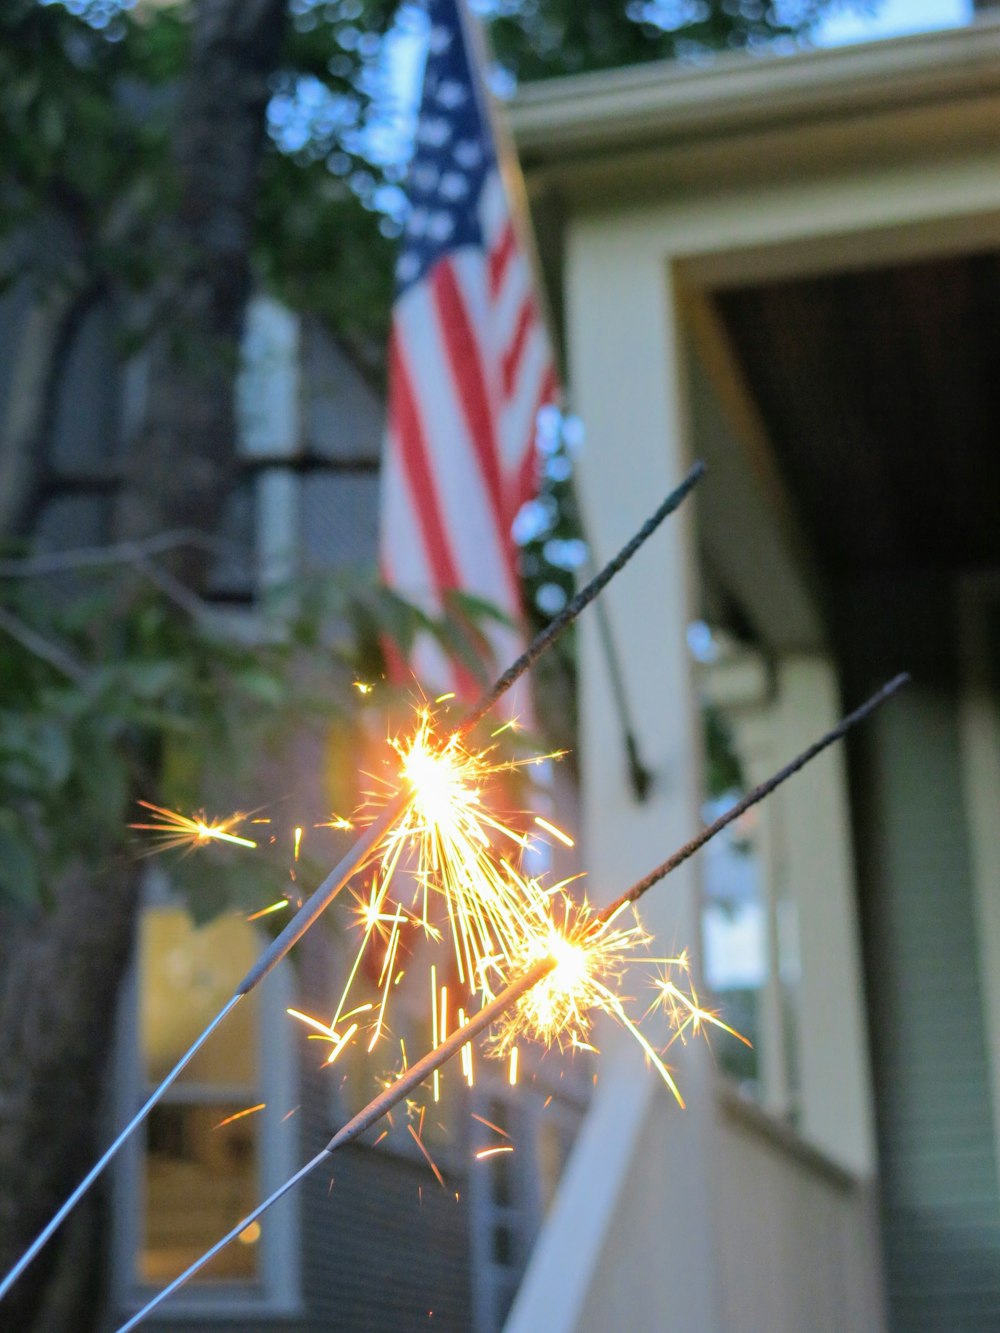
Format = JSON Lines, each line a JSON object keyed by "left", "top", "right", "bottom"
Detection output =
{"left": 511, "top": 17, "right": 1000, "bottom": 580}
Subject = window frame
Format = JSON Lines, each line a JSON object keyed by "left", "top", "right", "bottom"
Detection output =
{"left": 110, "top": 886, "right": 303, "bottom": 1323}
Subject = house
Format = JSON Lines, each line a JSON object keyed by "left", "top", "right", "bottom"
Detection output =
{"left": 498, "top": 14, "right": 1000, "bottom": 1332}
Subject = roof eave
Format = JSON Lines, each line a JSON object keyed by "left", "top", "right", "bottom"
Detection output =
{"left": 508, "top": 16, "right": 1000, "bottom": 164}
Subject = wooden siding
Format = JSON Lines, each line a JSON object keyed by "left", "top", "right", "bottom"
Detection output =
{"left": 839, "top": 574, "right": 1000, "bottom": 1332}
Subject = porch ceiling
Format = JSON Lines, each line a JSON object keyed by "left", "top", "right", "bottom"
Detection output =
{"left": 714, "top": 249, "right": 1000, "bottom": 575}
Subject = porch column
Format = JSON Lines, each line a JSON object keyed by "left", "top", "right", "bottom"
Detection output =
{"left": 506, "top": 210, "right": 719, "bottom": 1333}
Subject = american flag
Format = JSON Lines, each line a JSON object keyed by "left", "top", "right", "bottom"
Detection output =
{"left": 378, "top": 0, "right": 558, "bottom": 711}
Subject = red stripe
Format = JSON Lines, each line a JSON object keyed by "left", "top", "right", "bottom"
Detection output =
{"left": 431, "top": 261, "right": 509, "bottom": 553}
{"left": 390, "top": 330, "right": 462, "bottom": 593}
{"left": 488, "top": 221, "right": 516, "bottom": 299}
{"left": 502, "top": 297, "right": 537, "bottom": 401}
{"left": 388, "top": 330, "right": 483, "bottom": 701}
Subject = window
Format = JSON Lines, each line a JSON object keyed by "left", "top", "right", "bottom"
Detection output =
{"left": 469, "top": 1063, "right": 586, "bottom": 1333}
{"left": 696, "top": 629, "right": 801, "bottom": 1119}
{"left": 113, "top": 895, "right": 300, "bottom": 1319}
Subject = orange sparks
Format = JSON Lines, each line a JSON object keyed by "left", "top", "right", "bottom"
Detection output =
{"left": 130, "top": 801, "right": 257, "bottom": 854}
{"left": 316, "top": 813, "right": 354, "bottom": 832}
{"left": 408, "top": 1124, "right": 446, "bottom": 1189}
{"left": 293, "top": 826, "right": 303, "bottom": 861}
{"left": 214, "top": 1104, "right": 265, "bottom": 1130}
{"left": 246, "top": 899, "right": 289, "bottom": 922}
{"left": 533, "top": 815, "right": 574, "bottom": 848}
{"left": 475, "top": 1146, "right": 515, "bottom": 1161}
{"left": 470, "top": 1113, "right": 510, "bottom": 1140}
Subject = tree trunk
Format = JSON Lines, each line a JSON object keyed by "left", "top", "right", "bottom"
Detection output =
{"left": 0, "top": 2, "right": 288, "bottom": 1327}
{"left": 0, "top": 861, "right": 138, "bottom": 1332}
{"left": 115, "top": 0, "right": 290, "bottom": 588}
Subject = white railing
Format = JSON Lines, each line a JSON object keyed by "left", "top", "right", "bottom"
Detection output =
{"left": 713, "top": 1082, "right": 885, "bottom": 1333}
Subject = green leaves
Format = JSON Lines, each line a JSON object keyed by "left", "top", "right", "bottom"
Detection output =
{"left": 0, "top": 565, "right": 512, "bottom": 917}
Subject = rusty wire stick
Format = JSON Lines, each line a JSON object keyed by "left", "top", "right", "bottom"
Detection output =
{"left": 118, "top": 670, "right": 908, "bottom": 1330}
{"left": 1, "top": 467, "right": 704, "bottom": 1307}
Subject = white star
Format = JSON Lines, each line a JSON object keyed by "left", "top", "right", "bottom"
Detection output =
{"left": 454, "top": 139, "right": 482, "bottom": 170}
{"left": 435, "top": 79, "right": 468, "bottom": 110}
{"left": 427, "top": 211, "right": 455, "bottom": 242}
{"left": 407, "top": 207, "right": 429, "bottom": 237}
{"left": 396, "top": 252, "right": 420, "bottom": 283}
{"left": 416, "top": 117, "right": 451, "bottom": 149}
{"left": 412, "top": 163, "right": 440, "bottom": 195}
{"left": 428, "top": 24, "right": 453, "bottom": 55}
{"left": 439, "top": 172, "right": 469, "bottom": 201}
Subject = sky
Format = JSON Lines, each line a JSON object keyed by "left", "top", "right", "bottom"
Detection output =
{"left": 815, "top": 0, "right": 972, "bottom": 44}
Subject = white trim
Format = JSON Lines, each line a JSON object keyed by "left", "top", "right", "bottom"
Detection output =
{"left": 958, "top": 575, "right": 1000, "bottom": 1192}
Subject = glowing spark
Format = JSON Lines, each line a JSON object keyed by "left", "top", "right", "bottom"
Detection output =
{"left": 470, "top": 1113, "right": 510, "bottom": 1140}
{"left": 533, "top": 815, "right": 574, "bottom": 848}
{"left": 648, "top": 973, "right": 753, "bottom": 1051}
{"left": 130, "top": 801, "right": 257, "bottom": 853}
{"left": 294, "top": 826, "right": 303, "bottom": 861}
{"left": 407, "top": 1124, "right": 446, "bottom": 1189}
{"left": 434, "top": 692, "right": 455, "bottom": 703}
{"left": 318, "top": 705, "right": 562, "bottom": 1055}
{"left": 316, "top": 814, "right": 354, "bottom": 831}
{"left": 354, "top": 680, "right": 374, "bottom": 695}
{"left": 246, "top": 899, "right": 289, "bottom": 922}
{"left": 475, "top": 1146, "right": 514, "bottom": 1161}
{"left": 214, "top": 1104, "right": 265, "bottom": 1130}
{"left": 508, "top": 1047, "right": 519, "bottom": 1086}
{"left": 238, "top": 1222, "right": 261, "bottom": 1245}
{"left": 324, "top": 1023, "right": 358, "bottom": 1066}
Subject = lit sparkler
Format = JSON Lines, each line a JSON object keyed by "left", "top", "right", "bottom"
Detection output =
{"left": 129, "top": 801, "right": 258, "bottom": 853}
{"left": 115, "top": 673, "right": 909, "bottom": 1330}
{"left": 0, "top": 467, "right": 705, "bottom": 1307}
{"left": 318, "top": 707, "right": 563, "bottom": 1057}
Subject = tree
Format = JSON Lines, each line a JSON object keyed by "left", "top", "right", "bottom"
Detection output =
{"left": 0, "top": 2, "right": 403, "bottom": 1326}
{"left": 488, "top": 0, "right": 876, "bottom": 83}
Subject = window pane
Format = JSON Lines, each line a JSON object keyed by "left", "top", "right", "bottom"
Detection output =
{"left": 141, "top": 1102, "right": 260, "bottom": 1284}
{"left": 140, "top": 909, "right": 259, "bottom": 1087}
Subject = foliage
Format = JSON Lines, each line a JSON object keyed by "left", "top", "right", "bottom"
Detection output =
{"left": 487, "top": 0, "right": 877, "bottom": 83}
{"left": 0, "top": 0, "right": 402, "bottom": 363}
{"left": 0, "top": 562, "right": 498, "bottom": 919}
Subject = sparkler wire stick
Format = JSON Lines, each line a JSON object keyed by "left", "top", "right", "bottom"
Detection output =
{"left": 1, "top": 467, "right": 706, "bottom": 1304}
{"left": 116, "top": 962, "right": 554, "bottom": 1333}
{"left": 0, "top": 804, "right": 404, "bottom": 1308}
{"left": 117, "top": 671, "right": 908, "bottom": 1331}
{"left": 601, "top": 671, "right": 910, "bottom": 922}
{"left": 458, "top": 460, "right": 705, "bottom": 733}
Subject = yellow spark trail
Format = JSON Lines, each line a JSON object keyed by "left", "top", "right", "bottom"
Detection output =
{"left": 130, "top": 801, "right": 257, "bottom": 853}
